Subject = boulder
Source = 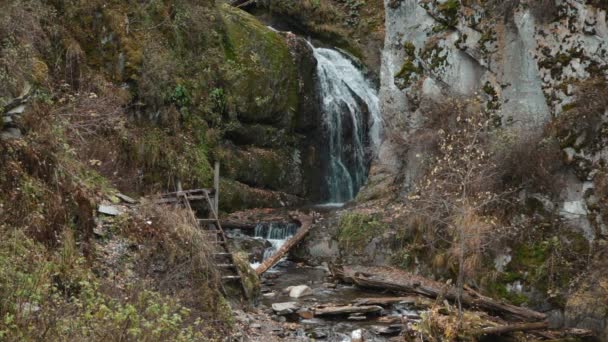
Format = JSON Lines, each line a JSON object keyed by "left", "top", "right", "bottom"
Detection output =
{"left": 289, "top": 285, "right": 313, "bottom": 298}
{"left": 272, "top": 302, "right": 300, "bottom": 315}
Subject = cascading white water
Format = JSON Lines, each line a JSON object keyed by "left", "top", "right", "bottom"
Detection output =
{"left": 313, "top": 47, "right": 382, "bottom": 203}
{"left": 250, "top": 222, "right": 298, "bottom": 270}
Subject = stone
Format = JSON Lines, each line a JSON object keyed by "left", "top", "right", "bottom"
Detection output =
{"left": 297, "top": 309, "right": 314, "bottom": 319}
{"left": 311, "top": 329, "right": 327, "bottom": 338}
{"left": 351, "top": 329, "right": 364, "bottom": 342}
{"left": 289, "top": 285, "right": 313, "bottom": 298}
{"left": 322, "top": 282, "right": 336, "bottom": 289}
{"left": 98, "top": 204, "right": 122, "bottom": 216}
{"left": 371, "top": 325, "right": 403, "bottom": 335}
{"left": 250, "top": 323, "right": 262, "bottom": 329}
{"left": 262, "top": 292, "right": 276, "bottom": 298}
{"left": 1, "top": 128, "right": 22, "bottom": 140}
{"left": 272, "top": 302, "right": 299, "bottom": 315}
{"left": 7, "top": 104, "right": 26, "bottom": 115}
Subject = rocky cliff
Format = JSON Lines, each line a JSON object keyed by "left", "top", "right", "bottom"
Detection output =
{"left": 356, "top": 0, "right": 608, "bottom": 337}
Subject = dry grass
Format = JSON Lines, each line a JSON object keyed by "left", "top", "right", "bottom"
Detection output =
{"left": 129, "top": 200, "right": 220, "bottom": 293}
{"left": 492, "top": 130, "right": 564, "bottom": 196}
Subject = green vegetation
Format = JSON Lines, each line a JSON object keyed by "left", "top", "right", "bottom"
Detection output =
{"left": 337, "top": 212, "right": 387, "bottom": 252}
{"left": 437, "top": 0, "right": 461, "bottom": 27}
{"left": 395, "top": 41, "right": 422, "bottom": 89}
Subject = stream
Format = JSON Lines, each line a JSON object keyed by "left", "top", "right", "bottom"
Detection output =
{"left": 227, "top": 223, "right": 423, "bottom": 341}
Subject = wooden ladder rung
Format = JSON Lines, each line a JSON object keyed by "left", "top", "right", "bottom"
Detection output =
{"left": 221, "top": 275, "right": 241, "bottom": 280}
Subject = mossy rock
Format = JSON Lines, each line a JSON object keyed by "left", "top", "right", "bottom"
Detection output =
{"left": 217, "top": 145, "right": 302, "bottom": 195}
{"left": 231, "top": 252, "right": 261, "bottom": 302}
{"left": 336, "top": 212, "right": 387, "bottom": 254}
{"left": 219, "top": 4, "right": 298, "bottom": 125}
{"left": 219, "top": 179, "right": 303, "bottom": 213}
{"left": 223, "top": 122, "right": 297, "bottom": 148}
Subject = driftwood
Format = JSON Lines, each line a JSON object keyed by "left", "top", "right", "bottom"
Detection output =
{"left": 332, "top": 265, "right": 546, "bottom": 322}
{"left": 255, "top": 213, "right": 314, "bottom": 275}
{"left": 314, "top": 305, "right": 383, "bottom": 316}
{"left": 353, "top": 296, "right": 432, "bottom": 308}
{"left": 476, "top": 321, "right": 548, "bottom": 336}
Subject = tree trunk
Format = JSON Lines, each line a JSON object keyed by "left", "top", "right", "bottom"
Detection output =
{"left": 255, "top": 213, "right": 314, "bottom": 275}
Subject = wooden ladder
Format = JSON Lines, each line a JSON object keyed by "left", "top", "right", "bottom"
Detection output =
{"left": 157, "top": 165, "right": 250, "bottom": 300}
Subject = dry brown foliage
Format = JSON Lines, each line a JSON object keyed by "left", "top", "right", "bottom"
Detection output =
{"left": 492, "top": 130, "right": 564, "bottom": 196}
{"left": 129, "top": 200, "right": 220, "bottom": 296}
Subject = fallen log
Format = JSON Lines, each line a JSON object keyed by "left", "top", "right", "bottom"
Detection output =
{"left": 476, "top": 321, "right": 548, "bottom": 336}
{"left": 332, "top": 265, "right": 546, "bottom": 322}
{"left": 314, "top": 305, "right": 383, "bottom": 316}
{"left": 255, "top": 213, "right": 314, "bottom": 275}
{"left": 353, "top": 296, "right": 432, "bottom": 308}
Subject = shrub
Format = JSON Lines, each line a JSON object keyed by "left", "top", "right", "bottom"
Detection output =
{"left": 492, "top": 130, "right": 564, "bottom": 196}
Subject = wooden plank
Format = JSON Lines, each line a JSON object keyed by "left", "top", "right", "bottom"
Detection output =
{"left": 255, "top": 213, "right": 314, "bottom": 275}
{"left": 213, "top": 161, "right": 220, "bottom": 215}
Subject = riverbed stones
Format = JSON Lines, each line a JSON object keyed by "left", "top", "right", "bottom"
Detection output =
{"left": 289, "top": 285, "right": 313, "bottom": 298}
{"left": 297, "top": 308, "right": 314, "bottom": 319}
{"left": 272, "top": 302, "right": 300, "bottom": 315}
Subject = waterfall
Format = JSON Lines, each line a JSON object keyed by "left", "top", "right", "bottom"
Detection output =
{"left": 250, "top": 222, "right": 298, "bottom": 270}
{"left": 312, "top": 47, "right": 382, "bottom": 203}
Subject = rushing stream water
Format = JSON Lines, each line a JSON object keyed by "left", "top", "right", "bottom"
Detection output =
{"left": 313, "top": 47, "right": 382, "bottom": 203}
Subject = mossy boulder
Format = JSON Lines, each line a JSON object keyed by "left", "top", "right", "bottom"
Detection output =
{"left": 219, "top": 179, "right": 303, "bottom": 213}
{"left": 217, "top": 145, "right": 303, "bottom": 195}
{"left": 219, "top": 4, "right": 298, "bottom": 125}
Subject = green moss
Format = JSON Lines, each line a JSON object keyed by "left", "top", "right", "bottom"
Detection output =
{"left": 232, "top": 252, "right": 260, "bottom": 302}
{"left": 337, "top": 212, "right": 387, "bottom": 253}
{"left": 394, "top": 41, "right": 422, "bottom": 89}
{"left": 219, "top": 4, "right": 298, "bottom": 124}
{"left": 421, "top": 42, "right": 447, "bottom": 72}
{"left": 478, "top": 30, "right": 496, "bottom": 56}
{"left": 437, "top": 0, "right": 461, "bottom": 27}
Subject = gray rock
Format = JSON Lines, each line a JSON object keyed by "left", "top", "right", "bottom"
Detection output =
{"left": 7, "top": 104, "right": 26, "bottom": 115}
{"left": 272, "top": 302, "right": 299, "bottom": 315}
{"left": 98, "top": 204, "right": 122, "bottom": 216}
{"left": 289, "top": 285, "right": 313, "bottom": 298}
{"left": 1, "top": 128, "right": 22, "bottom": 140}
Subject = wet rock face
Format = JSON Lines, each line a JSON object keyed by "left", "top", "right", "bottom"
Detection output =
{"left": 366, "top": 0, "right": 608, "bottom": 200}
{"left": 217, "top": 10, "right": 325, "bottom": 209}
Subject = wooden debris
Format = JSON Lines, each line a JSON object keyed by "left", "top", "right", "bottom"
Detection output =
{"left": 353, "top": 296, "right": 433, "bottom": 308}
{"left": 332, "top": 265, "right": 546, "bottom": 322}
{"left": 255, "top": 212, "right": 315, "bottom": 275}
{"left": 476, "top": 321, "right": 548, "bottom": 336}
{"left": 116, "top": 193, "right": 137, "bottom": 204}
{"left": 314, "top": 305, "right": 383, "bottom": 316}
